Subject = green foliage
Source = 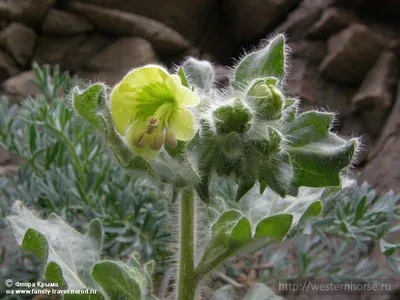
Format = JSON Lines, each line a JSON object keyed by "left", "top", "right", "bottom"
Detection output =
{"left": 7, "top": 202, "right": 159, "bottom": 299}
{"left": 0, "top": 66, "right": 171, "bottom": 265}
{"left": 2, "top": 35, "right": 398, "bottom": 300}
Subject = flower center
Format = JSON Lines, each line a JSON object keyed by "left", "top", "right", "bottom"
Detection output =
{"left": 132, "top": 115, "right": 177, "bottom": 150}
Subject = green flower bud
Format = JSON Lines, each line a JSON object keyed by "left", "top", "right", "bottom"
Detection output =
{"left": 213, "top": 99, "right": 252, "bottom": 134}
{"left": 246, "top": 78, "right": 284, "bottom": 120}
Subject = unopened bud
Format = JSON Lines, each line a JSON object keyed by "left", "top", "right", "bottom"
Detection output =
{"left": 213, "top": 99, "right": 252, "bottom": 134}
{"left": 165, "top": 130, "right": 177, "bottom": 149}
{"left": 246, "top": 79, "right": 284, "bottom": 120}
{"left": 150, "top": 133, "right": 164, "bottom": 150}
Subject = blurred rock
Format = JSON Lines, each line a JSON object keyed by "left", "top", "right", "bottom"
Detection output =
{"left": 0, "top": 50, "right": 19, "bottom": 82}
{"left": 33, "top": 35, "right": 87, "bottom": 65}
{"left": 65, "top": 34, "right": 114, "bottom": 71}
{"left": 81, "top": 37, "right": 158, "bottom": 85}
{"left": 2, "top": 71, "right": 40, "bottom": 98}
{"left": 334, "top": 0, "right": 400, "bottom": 22}
{"left": 0, "top": 0, "right": 54, "bottom": 26}
{"left": 222, "top": 0, "right": 300, "bottom": 43}
{"left": 286, "top": 58, "right": 308, "bottom": 96}
{"left": 319, "top": 24, "right": 385, "bottom": 83}
{"left": 361, "top": 78, "right": 400, "bottom": 192}
{"left": 0, "top": 23, "right": 37, "bottom": 66}
{"left": 74, "top": 0, "right": 216, "bottom": 43}
{"left": 351, "top": 51, "right": 397, "bottom": 138}
{"left": 298, "top": 64, "right": 356, "bottom": 118}
{"left": 276, "top": 0, "right": 332, "bottom": 41}
{"left": 69, "top": 2, "right": 190, "bottom": 54}
{"left": 42, "top": 9, "right": 94, "bottom": 35}
{"left": 288, "top": 41, "right": 327, "bottom": 64}
{"left": 307, "top": 7, "right": 355, "bottom": 39}
{"left": 352, "top": 51, "right": 396, "bottom": 111}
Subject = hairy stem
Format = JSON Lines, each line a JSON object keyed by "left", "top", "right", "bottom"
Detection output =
{"left": 178, "top": 189, "right": 197, "bottom": 300}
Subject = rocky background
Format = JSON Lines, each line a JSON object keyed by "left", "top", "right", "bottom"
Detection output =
{"left": 1, "top": 0, "right": 400, "bottom": 193}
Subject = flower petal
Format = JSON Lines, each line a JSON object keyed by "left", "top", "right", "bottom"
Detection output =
{"left": 167, "top": 107, "right": 198, "bottom": 141}
{"left": 166, "top": 74, "right": 200, "bottom": 107}
{"left": 125, "top": 122, "right": 159, "bottom": 160}
{"left": 110, "top": 65, "right": 170, "bottom": 135}
{"left": 119, "top": 65, "right": 169, "bottom": 90}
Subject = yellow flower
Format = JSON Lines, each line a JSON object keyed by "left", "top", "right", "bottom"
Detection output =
{"left": 111, "top": 65, "right": 200, "bottom": 159}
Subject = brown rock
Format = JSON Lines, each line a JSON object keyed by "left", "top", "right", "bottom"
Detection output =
{"left": 352, "top": 51, "right": 396, "bottom": 111}
{"left": 307, "top": 7, "right": 355, "bottom": 39}
{"left": 2, "top": 71, "right": 40, "bottom": 97}
{"left": 361, "top": 77, "right": 400, "bottom": 192}
{"left": 72, "top": 0, "right": 216, "bottom": 43}
{"left": 33, "top": 35, "right": 87, "bottom": 65}
{"left": 351, "top": 51, "right": 398, "bottom": 138}
{"left": 41, "top": 9, "right": 94, "bottom": 35}
{"left": 286, "top": 59, "right": 308, "bottom": 96}
{"left": 297, "top": 64, "right": 356, "bottom": 119}
{"left": 222, "top": 0, "right": 300, "bottom": 43}
{"left": 276, "top": 0, "right": 333, "bottom": 41}
{"left": 0, "top": 0, "right": 54, "bottom": 26}
{"left": 319, "top": 24, "right": 385, "bottom": 83}
{"left": 69, "top": 2, "right": 190, "bottom": 54}
{"left": 0, "top": 50, "right": 19, "bottom": 82}
{"left": 0, "top": 23, "right": 37, "bottom": 66}
{"left": 65, "top": 34, "right": 114, "bottom": 71}
{"left": 288, "top": 41, "right": 327, "bottom": 64}
{"left": 80, "top": 37, "right": 158, "bottom": 85}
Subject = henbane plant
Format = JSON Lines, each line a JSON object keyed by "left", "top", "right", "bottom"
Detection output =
{"left": 6, "top": 35, "right": 359, "bottom": 299}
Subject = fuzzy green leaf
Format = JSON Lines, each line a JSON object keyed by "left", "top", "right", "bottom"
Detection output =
{"left": 284, "top": 111, "right": 357, "bottom": 192}
{"left": 254, "top": 214, "right": 293, "bottom": 240}
{"left": 73, "top": 84, "right": 107, "bottom": 130}
{"left": 233, "top": 34, "right": 285, "bottom": 90}
{"left": 21, "top": 228, "right": 49, "bottom": 260}
{"left": 45, "top": 262, "right": 67, "bottom": 289}
{"left": 92, "top": 261, "right": 141, "bottom": 300}
{"left": 7, "top": 202, "right": 104, "bottom": 297}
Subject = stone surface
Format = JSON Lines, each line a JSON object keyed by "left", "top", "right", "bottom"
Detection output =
{"left": 352, "top": 51, "right": 396, "bottom": 111}
{"left": 33, "top": 35, "right": 87, "bottom": 65}
{"left": 276, "top": 0, "right": 332, "bottom": 41}
{"left": 351, "top": 51, "right": 397, "bottom": 138}
{"left": 0, "top": 50, "right": 19, "bottom": 82}
{"left": 80, "top": 37, "right": 158, "bottom": 85}
{"left": 288, "top": 41, "right": 327, "bottom": 64}
{"left": 41, "top": 8, "right": 94, "bottom": 35}
{"left": 0, "top": 0, "right": 54, "bottom": 26}
{"left": 222, "top": 0, "right": 300, "bottom": 43}
{"left": 64, "top": 34, "right": 114, "bottom": 71}
{"left": 307, "top": 7, "right": 355, "bottom": 39}
{"left": 319, "top": 24, "right": 385, "bottom": 83}
{"left": 361, "top": 78, "right": 400, "bottom": 192}
{"left": 74, "top": 0, "right": 217, "bottom": 43}
{"left": 0, "top": 22, "right": 37, "bottom": 66}
{"left": 2, "top": 71, "right": 40, "bottom": 98}
{"left": 69, "top": 2, "right": 190, "bottom": 54}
